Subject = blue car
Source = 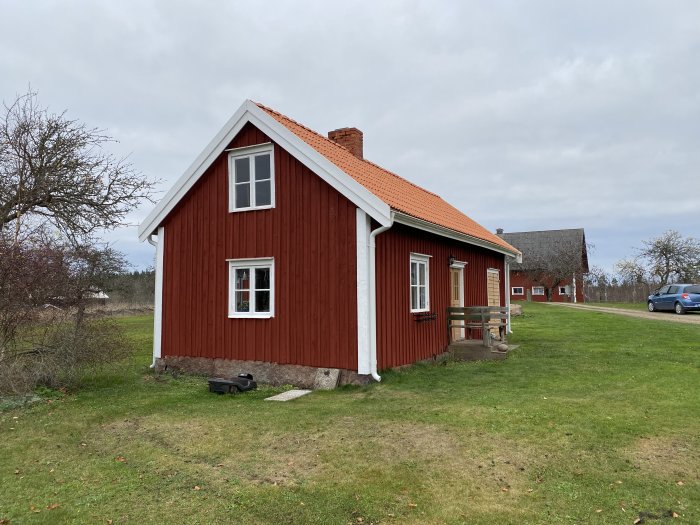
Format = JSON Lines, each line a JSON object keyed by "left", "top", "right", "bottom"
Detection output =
{"left": 647, "top": 284, "right": 700, "bottom": 314}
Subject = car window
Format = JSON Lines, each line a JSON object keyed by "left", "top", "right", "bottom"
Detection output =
{"left": 684, "top": 285, "right": 700, "bottom": 294}
{"left": 668, "top": 286, "right": 679, "bottom": 294}
{"left": 658, "top": 286, "right": 671, "bottom": 294}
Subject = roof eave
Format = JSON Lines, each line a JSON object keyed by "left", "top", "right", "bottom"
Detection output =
{"left": 393, "top": 212, "right": 521, "bottom": 259}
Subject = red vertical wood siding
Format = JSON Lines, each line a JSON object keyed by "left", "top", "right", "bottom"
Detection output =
{"left": 161, "top": 123, "right": 358, "bottom": 370}
{"left": 375, "top": 224, "right": 506, "bottom": 369}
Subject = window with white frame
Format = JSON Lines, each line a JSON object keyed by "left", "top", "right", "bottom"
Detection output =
{"left": 558, "top": 286, "right": 568, "bottom": 295}
{"left": 512, "top": 286, "right": 524, "bottom": 295}
{"left": 228, "top": 258, "right": 274, "bottom": 317}
{"left": 410, "top": 253, "right": 430, "bottom": 312}
{"left": 532, "top": 286, "right": 545, "bottom": 296}
{"left": 228, "top": 144, "right": 274, "bottom": 212}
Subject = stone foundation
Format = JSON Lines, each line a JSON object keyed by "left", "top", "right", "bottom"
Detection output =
{"left": 155, "top": 356, "right": 372, "bottom": 389}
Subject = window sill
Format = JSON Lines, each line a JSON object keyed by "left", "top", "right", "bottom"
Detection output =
{"left": 228, "top": 313, "right": 274, "bottom": 319}
{"left": 229, "top": 204, "right": 275, "bottom": 213}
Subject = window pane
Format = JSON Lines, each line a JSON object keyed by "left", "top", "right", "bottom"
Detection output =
{"left": 418, "top": 263, "right": 426, "bottom": 286}
{"left": 255, "top": 290, "right": 270, "bottom": 312}
{"left": 235, "top": 158, "right": 250, "bottom": 183}
{"left": 255, "top": 180, "right": 271, "bottom": 206}
{"left": 254, "top": 154, "right": 271, "bottom": 180}
{"left": 410, "top": 262, "right": 417, "bottom": 286}
{"left": 235, "top": 291, "right": 250, "bottom": 312}
{"left": 255, "top": 268, "right": 270, "bottom": 290}
{"left": 411, "top": 286, "right": 417, "bottom": 310}
{"left": 235, "top": 183, "right": 250, "bottom": 208}
{"left": 235, "top": 269, "right": 250, "bottom": 290}
{"left": 419, "top": 286, "right": 426, "bottom": 309}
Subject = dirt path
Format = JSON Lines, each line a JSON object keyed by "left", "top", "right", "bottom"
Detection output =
{"left": 545, "top": 302, "right": 700, "bottom": 325}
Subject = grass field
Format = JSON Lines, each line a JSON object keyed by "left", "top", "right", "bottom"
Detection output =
{"left": 586, "top": 302, "right": 649, "bottom": 311}
{"left": 1, "top": 305, "right": 698, "bottom": 524}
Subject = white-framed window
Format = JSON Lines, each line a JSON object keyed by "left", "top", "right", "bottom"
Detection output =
{"left": 410, "top": 253, "right": 431, "bottom": 312}
{"left": 228, "top": 258, "right": 274, "bottom": 318}
{"left": 558, "top": 286, "right": 568, "bottom": 295}
{"left": 512, "top": 287, "right": 524, "bottom": 295}
{"left": 532, "top": 286, "right": 545, "bottom": 296}
{"left": 228, "top": 143, "right": 275, "bottom": 212}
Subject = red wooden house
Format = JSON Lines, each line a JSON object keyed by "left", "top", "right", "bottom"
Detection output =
{"left": 138, "top": 101, "right": 520, "bottom": 386}
{"left": 497, "top": 228, "right": 589, "bottom": 303}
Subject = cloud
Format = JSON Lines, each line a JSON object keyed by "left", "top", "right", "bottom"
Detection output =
{"left": 1, "top": 0, "right": 698, "bottom": 273}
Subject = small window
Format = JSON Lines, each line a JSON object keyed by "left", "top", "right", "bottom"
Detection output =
{"left": 667, "top": 286, "right": 679, "bottom": 294}
{"left": 410, "top": 253, "right": 430, "bottom": 312}
{"left": 685, "top": 285, "right": 700, "bottom": 294}
{"left": 558, "top": 286, "right": 568, "bottom": 295}
{"left": 228, "top": 144, "right": 275, "bottom": 212}
{"left": 511, "top": 287, "right": 524, "bottom": 295}
{"left": 532, "top": 286, "right": 545, "bottom": 296}
{"left": 228, "top": 258, "right": 274, "bottom": 318}
{"left": 658, "top": 286, "right": 671, "bottom": 294}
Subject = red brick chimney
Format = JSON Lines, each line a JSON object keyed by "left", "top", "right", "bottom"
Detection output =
{"left": 328, "top": 127, "right": 363, "bottom": 159}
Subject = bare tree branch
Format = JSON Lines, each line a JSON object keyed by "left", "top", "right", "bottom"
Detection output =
{"left": 0, "top": 89, "right": 156, "bottom": 240}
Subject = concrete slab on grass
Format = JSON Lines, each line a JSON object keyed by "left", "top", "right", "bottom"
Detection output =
{"left": 265, "top": 389, "right": 312, "bottom": 402}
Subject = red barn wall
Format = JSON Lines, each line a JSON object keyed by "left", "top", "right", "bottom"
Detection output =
{"left": 509, "top": 272, "right": 585, "bottom": 303}
{"left": 375, "top": 224, "right": 506, "bottom": 369}
{"left": 161, "top": 123, "right": 359, "bottom": 370}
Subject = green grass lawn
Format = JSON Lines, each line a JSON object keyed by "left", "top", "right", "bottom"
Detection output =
{"left": 586, "top": 302, "right": 649, "bottom": 311}
{"left": 1, "top": 305, "right": 698, "bottom": 524}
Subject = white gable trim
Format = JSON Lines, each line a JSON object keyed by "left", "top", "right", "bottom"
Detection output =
{"left": 138, "top": 100, "right": 391, "bottom": 241}
{"left": 393, "top": 212, "right": 521, "bottom": 260}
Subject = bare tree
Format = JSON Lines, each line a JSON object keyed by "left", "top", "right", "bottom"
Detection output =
{"left": 638, "top": 230, "right": 700, "bottom": 285}
{"left": 0, "top": 89, "right": 152, "bottom": 394}
{"left": 615, "top": 258, "right": 650, "bottom": 302}
{"left": 521, "top": 238, "right": 588, "bottom": 301}
{"left": 0, "top": 89, "right": 155, "bottom": 241}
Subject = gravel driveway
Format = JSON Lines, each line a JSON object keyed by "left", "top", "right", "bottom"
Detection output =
{"left": 545, "top": 303, "right": 700, "bottom": 325}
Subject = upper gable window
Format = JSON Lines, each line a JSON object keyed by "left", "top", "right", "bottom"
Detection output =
{"left": 228, "top": 143, "right": 275, "bottom": 212}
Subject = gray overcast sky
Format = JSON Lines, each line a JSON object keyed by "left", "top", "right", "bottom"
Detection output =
{"left": 2, "top": 0, "right": 699, "bottom": 273}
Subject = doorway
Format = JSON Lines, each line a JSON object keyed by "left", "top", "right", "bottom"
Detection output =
{"left": 450, "top": 264, "right": 465, "bottom": 341}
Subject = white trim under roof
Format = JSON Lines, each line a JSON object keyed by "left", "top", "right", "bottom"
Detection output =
{"left": 138, "top": 100, "right": 392, "bottom": 241}
{"left": 393, "top": 212, "right": 521, "bottom": 260}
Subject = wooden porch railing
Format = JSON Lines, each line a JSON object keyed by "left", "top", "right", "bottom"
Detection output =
{"left": 447, "top": 306, "right": 508, "bottom": 346}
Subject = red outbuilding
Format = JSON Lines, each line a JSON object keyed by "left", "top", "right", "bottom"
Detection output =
{"left": 138, "top": 101, "right": 521, "bottom": 385}
{"left": 497, "top": 228, "right": 589, "bottom": 303}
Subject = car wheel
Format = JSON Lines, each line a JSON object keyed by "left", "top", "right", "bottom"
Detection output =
{"left": 647, "top": 301, "right": 655, "bottom": 312}
{"left": 675, "top": 302, "right": 686, "bottom": 315}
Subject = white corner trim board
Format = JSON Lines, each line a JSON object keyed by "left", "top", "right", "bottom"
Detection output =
{"left": 138, "top": 100, "right": 391, "bottom": 242}
{"left": 148, "top": 226, "right": 165, "bottom": 367}
{"left": 356, "top": 209, "right": 371, "bottom": 375}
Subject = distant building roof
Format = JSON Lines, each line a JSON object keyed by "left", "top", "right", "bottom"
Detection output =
{"left": 498, "top": 228, "right": 589, "bottom": 272}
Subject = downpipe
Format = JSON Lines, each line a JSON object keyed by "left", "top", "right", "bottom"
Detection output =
{"left": 368, "top": 222, "right": 392, "bottom": 382}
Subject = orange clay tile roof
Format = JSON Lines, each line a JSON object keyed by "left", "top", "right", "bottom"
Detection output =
{"left": 257, "top": 103, "right": 518, "bottom": 254}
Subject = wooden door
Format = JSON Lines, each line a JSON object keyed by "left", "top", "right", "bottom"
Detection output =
{"left": 450, "top": 267, "right": 464, "bottom": 341}
{"left": 487, "top": 269, "right": 501, "bottom": 337}
{"left": 487, "top": 269, "right": 500, "bottom": 307}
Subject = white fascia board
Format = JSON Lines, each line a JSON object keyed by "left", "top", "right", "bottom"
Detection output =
{"left": 393, "top": 212, "right": 521, "bottom": 259}
{"left": 138, "top": 100, "right": 391, "bottom": 241}
{"left": 138, "top": 102, "right": 251, "bottom": 241}
{"left": 244, "top": 104, "right": 391, "bottom": 226}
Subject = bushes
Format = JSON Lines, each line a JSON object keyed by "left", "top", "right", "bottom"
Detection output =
{"left": 0, "top": 237, "right": 134, "bottom": 395}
